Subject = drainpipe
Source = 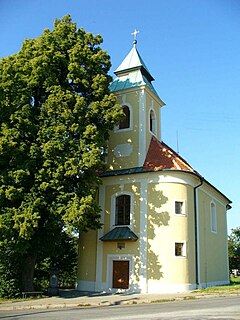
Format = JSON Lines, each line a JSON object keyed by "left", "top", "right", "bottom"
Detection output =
{"left": 194, "top": 176, "right": 203, "bottom": 289}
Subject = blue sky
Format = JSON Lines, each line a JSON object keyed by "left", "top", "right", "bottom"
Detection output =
{"left": 1, "top": 0, "right": 240, "bottom": 233}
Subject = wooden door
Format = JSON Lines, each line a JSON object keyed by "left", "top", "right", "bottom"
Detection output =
{"left": 112, "top": 260, "right": 129, "bottom": 289}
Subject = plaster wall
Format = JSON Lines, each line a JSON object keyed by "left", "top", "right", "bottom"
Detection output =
{"left": 146, "top": 181, "right": 196, "bottom": 289}
{"left": 197, "top": 187, "right": 229, "bottom": 286}
{"left": 77, "top": 230, "right": 97, "bottom": 282}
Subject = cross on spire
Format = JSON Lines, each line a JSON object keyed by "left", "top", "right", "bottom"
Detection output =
{"left": 131, "top": 29, "right": 139, "bottom": 46}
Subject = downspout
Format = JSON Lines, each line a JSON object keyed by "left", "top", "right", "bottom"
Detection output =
{"left": 194, "top": 176, "right": 203, "bottom": 289}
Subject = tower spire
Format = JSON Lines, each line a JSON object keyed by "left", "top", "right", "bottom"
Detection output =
{"left": 131, "top": 29, "right": 139, "bottom": 47}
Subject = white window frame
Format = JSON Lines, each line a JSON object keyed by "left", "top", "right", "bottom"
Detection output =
{"left": 174, "top": 200, "right": 186, "bottom": 216}
{"left": 111, "top": 191, "right": 134, "bottom": 229}
{"left": 210, "top": 201, "right": 217, "bottom": 233}
{"left": 174, "top": 241, "right": 187, "bottom": 258}
{"left": 114, "top": 103, "right": 133, "bottom": 132}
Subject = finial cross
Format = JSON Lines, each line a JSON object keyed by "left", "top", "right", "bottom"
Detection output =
{"left": 131, "top": 29, "right": 139, "bottom": 41}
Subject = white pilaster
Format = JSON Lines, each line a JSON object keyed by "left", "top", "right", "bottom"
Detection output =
{"left": 195, "top": 187, "right": 201, "bottom": 288}
{"left": 139, "top": 180, "right": 148, "bottom": 293}
{"left": 159, "top": 106, "right": 162, "bottom": 141}
{"left": 95, "top": 184, "right": 105, "bottom": 291}
{"left": 139, "top": 89, "right": 146, "bottom": 166}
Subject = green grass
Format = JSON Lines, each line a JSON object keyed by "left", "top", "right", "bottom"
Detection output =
{"left": 0, "top": 297, "right": 20, "bottom": 303}
{"left": 0, "top": 293, "right": 47, "bottom": 304}
{"left": 231, "top": 276, "right": 240, "bottom": 285}
{"left": 194, "top": 276, "right": 240, "bottom": 293}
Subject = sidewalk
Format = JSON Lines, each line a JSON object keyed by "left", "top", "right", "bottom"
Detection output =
{"left": 0, "top": 289, "right": 232, "bottom": 311}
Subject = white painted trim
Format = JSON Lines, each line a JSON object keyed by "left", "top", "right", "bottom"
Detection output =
{"left": 110, "top": 191, "right": 134, "bottom": 229}
{"left": 139, "top": 89, "right": 146, "bottom": 166}
{"left": 139, "top": 180, "right": 148, "bottom": 293}
{"left": 147, "top": 282, "right": 196, "bottom": 293}
{"left": 200, "top": 186, "right": 229, "bottom": 208}
{"left": 102, "top": 171, "right": 196, "bottom": 188}
{"left": 195, "top": 186, "right": 201, "bottom": 288}
{"left": 95, "top": 185, "right": 105, "bottom": 291}
{"left": 225, "top": 209, "right": 230, "bottom": 282}
{"left": 76, "top": 280, "right": 95, "bottom": 292}
{"left": 173, "top": 199, "right": 186, "bottom": 216}
{"left": 159, "top": 106, "right": 162, "bottom": 141}
{"left": 150, "top": 173, "right": 197, "bottom": 187}
{"left": 76, "top": 280, "right": 199, "bottom": 294}
{"left": 144, "top": 85, "right": 166, "bottom": 107}
{"left": 76, "top": 279, "right": 230, "bottom": 293}
{"left": 121, "top": 94, "right": 126, "bottom": 104}
{"left": 102, "top": 171, "right": 228, "bottom": 212}
{"left": 174, "top": 240, "right": 187, "bottom": 258}
{"left": 102, "top": 172, "right": 228, "bottom": 209}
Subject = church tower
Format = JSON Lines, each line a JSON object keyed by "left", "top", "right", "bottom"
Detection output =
{"left": 107, "top": 32, "right": 165, "bottom": 171}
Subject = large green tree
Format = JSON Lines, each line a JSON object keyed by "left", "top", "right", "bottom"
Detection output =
{"left": 0, "top": 15, "right": 122, "bottom": 293}
{"left": 228, "top": 227, "right": 240, "bottom": 272}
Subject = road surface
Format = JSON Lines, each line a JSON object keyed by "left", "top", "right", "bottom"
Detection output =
{"left": 0, "top": 296, "right": 240, "bottom": 319}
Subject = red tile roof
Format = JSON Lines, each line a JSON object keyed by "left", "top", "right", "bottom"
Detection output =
{"left": 143, "top": 136, "right": 194, "bottom": 172}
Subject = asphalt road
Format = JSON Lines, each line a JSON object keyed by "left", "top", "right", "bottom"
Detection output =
{"left": 0, "top": 296, "right": 240, "bottom": 320}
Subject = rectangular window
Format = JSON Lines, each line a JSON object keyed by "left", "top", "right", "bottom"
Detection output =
{"left": 175, "top": 201, "right": 184, "bottom": 215}
{"left": 116, "top": 195, "right": 130, "bottom": 225}
{"left": 175, "top": 242, "right": 185, "bottom": 257}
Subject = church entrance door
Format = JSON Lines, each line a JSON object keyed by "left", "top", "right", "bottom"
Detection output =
{"left": 112, "top": 260, "right": 129, "bottom": 289}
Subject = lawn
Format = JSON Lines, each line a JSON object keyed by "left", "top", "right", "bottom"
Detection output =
{"left": 195, "top": 276, "right": 240, "bottom": 293}
{"left": 231, "top": 276, "right": 240, "bottom": 285}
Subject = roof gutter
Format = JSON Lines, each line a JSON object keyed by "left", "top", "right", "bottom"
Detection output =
{"left": 194, "top": 175, "right": 203, "bottom": 288}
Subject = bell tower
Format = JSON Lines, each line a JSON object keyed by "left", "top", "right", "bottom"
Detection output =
{"left": 107, "top": 32, "right": 165, "bottom": 171}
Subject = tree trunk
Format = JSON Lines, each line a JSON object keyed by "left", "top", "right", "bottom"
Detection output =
{"left": 22, "top": 254, "right": 37, "bottom": 291}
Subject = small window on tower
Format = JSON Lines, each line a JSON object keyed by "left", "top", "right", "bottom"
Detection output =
{"left": 175, "top": 242, "right": 186, "bottom": 257}
{"left": 119, "top": 105, "right": 130, "bottom": 129}
{"left": 175, "top": 201, "right": 185, "bottom": 215}
{"left": 150, "top": 109, "right": 156, "bottom": 135}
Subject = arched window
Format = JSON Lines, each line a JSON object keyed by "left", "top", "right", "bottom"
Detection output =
{"left": 150, "top": 109, "right": 156, "bottom": 134}
{"left": 115, "top": 194, "right": 130, "bottom": 225}
{"left": 211, "top": 202, "right": 217, "bottom": 233}
{"left": 119, "top": 105, "right": 130, "bottom": 129}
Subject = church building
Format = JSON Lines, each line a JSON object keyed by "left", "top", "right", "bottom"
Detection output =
{"left": 76, "top": 35, "right": 231, "bottom": 293}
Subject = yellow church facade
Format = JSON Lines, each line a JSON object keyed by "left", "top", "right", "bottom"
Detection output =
{"left": 77, "top": 40, "right": 231, "bottom": 293}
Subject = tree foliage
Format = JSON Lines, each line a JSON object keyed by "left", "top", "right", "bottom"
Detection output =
{"left": 0, "top": 15, "right": 123, "bottom": 294}
{"left": 228, "top": 227, "right": 240, "bottom": 271}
